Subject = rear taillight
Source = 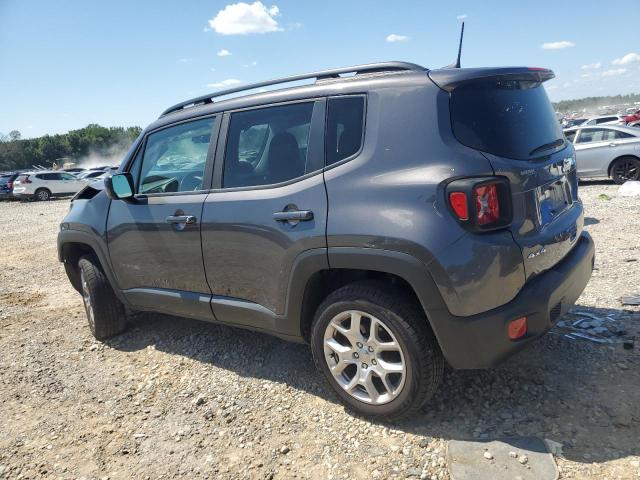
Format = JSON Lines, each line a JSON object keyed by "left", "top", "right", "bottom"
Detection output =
{"left": 24, "top": 176, "right": 32, "bottom": 184}
{"left": 446, "top": 177, "right": 511, "bottom": 231}
{"left": 474, "top": 184, "right": 500, "bottom": 225}
{"left": 7, "top": 182, "right": 13, "bottom": 189}
{"left": 448, "top": 192, "right": 469, "bottom": 220}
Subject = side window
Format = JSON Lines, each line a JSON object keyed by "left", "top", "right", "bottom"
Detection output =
{"left": 138, "top": 117, "right": 214, "bottom": 194}
{"left": 60, "top": 173, "right": 76, "bottom": 180}
{"left": 564, "top": 131, "right": 576, "bottom": 143}
{"left": 223, "top": 102, "right": 315, "bottom": 188}
{"left": 576, "top": 129, "right": 609, "bottom": 143}
{"left": 615, "top": 130, "right": 633, "bottom": 139}
{"left": 325, "top": 96, "right": 365, "bottom": 166}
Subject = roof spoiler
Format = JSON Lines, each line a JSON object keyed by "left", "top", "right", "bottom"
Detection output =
{"left": 428, "top": 67, "right": 555, "bottom": 92}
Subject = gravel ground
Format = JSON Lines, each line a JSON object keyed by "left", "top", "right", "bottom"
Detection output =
{"left": 0, "top": 182, "right": 639, "bottom": 480}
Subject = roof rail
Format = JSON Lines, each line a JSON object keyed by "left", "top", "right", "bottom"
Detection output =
{"left": 160, "top": 61, "right": 427, "bottom": 117}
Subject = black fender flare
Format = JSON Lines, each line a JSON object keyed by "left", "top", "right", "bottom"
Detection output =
{"left": 283, "top": 246, "right": 450, "bottom": 346}
{"left": 57, "top": 229, "right": 129, "bottom": 305}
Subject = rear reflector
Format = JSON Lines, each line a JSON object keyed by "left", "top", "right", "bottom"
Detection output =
{"left": 474, "top": 183, "right": 500, "bottom": 225}
{"left": 508, "top": 317, "right": 528, "bottom": 340}
{"left": 448, "top": 192, "right": 469, "bottom": 220}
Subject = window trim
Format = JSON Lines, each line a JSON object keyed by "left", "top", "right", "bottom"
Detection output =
{"left": 211, "top": 97, "right": 326, "bottom": 191}
{"left": 323, "top": 94, "right": 367, "bottom": 171}
{"left": 123, "top": 114, "right": 221, "bottom": 199}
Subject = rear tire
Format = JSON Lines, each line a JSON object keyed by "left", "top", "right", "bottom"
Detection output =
{"left": 610, "top": 156, "right": 640, "bottom": 184}
{"left": 310, "top": 281, "right": 444, "bottom": 420}
{"left": 78, "top": 255, "right": 127, "bottom": 340}
{"left": 34, "top": 188, "right": 51, "bottom": 201}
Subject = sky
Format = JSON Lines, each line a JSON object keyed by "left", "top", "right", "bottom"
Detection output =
{"left": 1, "top": 0, "right": 639, "bottom": 138}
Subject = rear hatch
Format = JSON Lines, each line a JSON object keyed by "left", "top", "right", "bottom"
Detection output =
{"left": 430, "top": 67, "right": 582, "bottom": 279}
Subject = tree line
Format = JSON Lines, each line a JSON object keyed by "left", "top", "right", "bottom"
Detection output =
{"left": 553, "top": 93, "right": 640, "bottom": 114}
{"left": 0, "top": 124, "right": 142, "bottom": 172}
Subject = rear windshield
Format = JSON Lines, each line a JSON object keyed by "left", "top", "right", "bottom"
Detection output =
{"left": 450, "top": 79, "right": 564, "bottom": 160}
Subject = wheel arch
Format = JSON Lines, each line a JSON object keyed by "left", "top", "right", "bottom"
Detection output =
{"left": 58, "top": 230, "right": 127, "bottom": 304}
{"left": 608, "top": 154, "right": 640, "bottom": 177}
{"left": 286, "top": 247, "right": 449, "bottom": 348}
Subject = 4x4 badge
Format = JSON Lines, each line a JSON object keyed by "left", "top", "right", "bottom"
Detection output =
{"left": 527, "top": 247, "right": 547, "bottom": 259}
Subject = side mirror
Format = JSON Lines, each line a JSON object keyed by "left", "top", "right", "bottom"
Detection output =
{"left": 105, "top": 173, "right": 134, "bottom": 200}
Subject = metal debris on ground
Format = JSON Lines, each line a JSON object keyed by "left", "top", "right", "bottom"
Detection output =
{"left": 556, "top": 309, "right": 635, "bottom": 346}
{"left": 620, "top": 294, "right": 640, "bottom": 306}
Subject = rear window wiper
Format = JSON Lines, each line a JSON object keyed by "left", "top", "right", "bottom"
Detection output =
{"left": 529, "top": 138, "right": 565, "bottom": 157}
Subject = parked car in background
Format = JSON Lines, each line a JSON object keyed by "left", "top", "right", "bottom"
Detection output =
{"left": 77, "top": 169, "right": 108, "bottom": 180}
{"left": 0, "top": 173, "right": 19, "bottom": 200}
{"left": 579, "top": 115, "right": 626, "bottom": 126}
{"left": 623, "top": 109, "right": 640, "bottom": 124}
{"left": 564, "top": 125, "right": 640, "bottom": 183}
{"left": 629, "top": 120, "right": 640, "bottom": 128}
{"left": 563, "top": 118, "right": 588, "bottom": 128}
{"left": 59, "top": 62, "right": 594, "bottom": 419}
{"left": 13, "top": 171, "right": 88, "bottom": 201}
{"left": 63, "top": 167, "right": 86, "bottom": 173}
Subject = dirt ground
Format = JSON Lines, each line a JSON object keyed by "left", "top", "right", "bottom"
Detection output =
{"left": 0, "top": 182, "right": 639, "bottom": 480}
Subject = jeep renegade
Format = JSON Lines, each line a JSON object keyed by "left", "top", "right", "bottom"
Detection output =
{"left": 58, "top": 62, "right": 595, "bottom": 419}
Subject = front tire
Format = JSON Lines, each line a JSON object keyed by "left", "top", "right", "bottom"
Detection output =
{"left": 78, "top": 255, "right": 127, "bottom": 340}
{"left": 611, "top": 156, "right": 640, "bottom": 184}
{"left": 310, "top": 281, "right": 444, "bottom": 420}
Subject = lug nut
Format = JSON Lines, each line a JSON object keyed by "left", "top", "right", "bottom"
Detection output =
{"left": 361, "top": 362, "right": 368, "bottom": 369}
{"left": 356, "top": 342, "right": 363, "bottom": 348}
{"left": 368, "top": 345, "right": 374, "bottom": 352}
{"left": 371, "top": 359, "right": 377, "bottom": 365}
{"left": 353, "top": 352, "right": 359, "bottom": 359}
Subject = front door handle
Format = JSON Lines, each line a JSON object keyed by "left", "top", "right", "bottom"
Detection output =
{"left": 165, "top": 215, "right": 197, "bottom": 225}
{"left": 272, "top": 210, "right": 314, "bottom": 222}
{"left": 609, "top": 143, "right": 618, "bottom": 147}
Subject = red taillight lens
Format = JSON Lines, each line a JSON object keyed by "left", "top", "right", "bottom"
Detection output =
{"left": 7, "top": 182, "right": 12, "bottom": 189}
{"left": 448, "top": 192, "right": 469, "bottom": 220}
{"left": 508, "top": 316, "right": 528, "bottom": 340}
{"left": 474, "top": 183, "right": 500, "bottom": 225}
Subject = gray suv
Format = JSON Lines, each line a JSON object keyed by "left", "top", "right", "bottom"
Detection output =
{"left": 58, "top": 62, "right": 595, "bottom": 419}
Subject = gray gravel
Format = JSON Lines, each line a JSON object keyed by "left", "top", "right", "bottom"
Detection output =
{"left": 0, "top": 182, "right": 639, "bottom": 480}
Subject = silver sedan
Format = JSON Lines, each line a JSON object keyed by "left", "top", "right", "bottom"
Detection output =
{"left": 564, "top": 125, "right": 640, "bottom": 184}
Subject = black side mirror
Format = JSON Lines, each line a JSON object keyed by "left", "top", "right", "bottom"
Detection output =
{"left": 105, "top": 173, "right": 135, "bottom": 200}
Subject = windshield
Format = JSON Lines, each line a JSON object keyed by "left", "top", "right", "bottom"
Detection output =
{"left": 450, "top": 79, "right": 564, "bottom": 160}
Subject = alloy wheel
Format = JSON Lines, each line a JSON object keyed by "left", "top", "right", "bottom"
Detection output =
{"left": 614, "top": 158, "right": 639, "bottom": 181}
{"left": 80, "top": 270, "right": 95, "bottom": 330}
{"left": 323, "top": 310, "right": 406, "bottom": 405}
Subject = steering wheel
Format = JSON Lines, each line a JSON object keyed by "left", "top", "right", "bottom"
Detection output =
{"left": 180, "top": 171, "right": 203, "bottom": 191}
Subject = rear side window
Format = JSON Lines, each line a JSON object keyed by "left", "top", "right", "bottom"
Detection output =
{"left": 223, "top": 102, "right": 315, "bottom": 188}
{"left": 37, "top": 173, "right": 60, "bottom": 180}
{"left": 326, "top": 96, "right": 365, "bottom": 166}
{"left": 595, "top": 117, "right": 616, "bottom": 124}
{"left": 451, "top": 80, "right": 564, "bottom": 160}
{"left": 564, "top": 131, "right": 576, "bottom": 143}
{"left": 615, "top": 130, "right": 634, "bottom": 139}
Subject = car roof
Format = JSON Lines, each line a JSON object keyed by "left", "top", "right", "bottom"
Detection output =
{"left": 564, "top": 124, "right": 640, "bottom": 135}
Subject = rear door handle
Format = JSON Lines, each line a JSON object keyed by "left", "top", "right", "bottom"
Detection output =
{"left": 165, "top": 215, "right": 197, "bottom": 225}
{"left": 272, "top": 210, "right": 313, "bottom": 222}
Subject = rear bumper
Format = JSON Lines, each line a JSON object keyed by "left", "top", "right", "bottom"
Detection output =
{"left": 433, "top": 232, "right": 595, "bottom": 369}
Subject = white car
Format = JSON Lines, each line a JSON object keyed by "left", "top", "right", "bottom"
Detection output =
{"left": 578, "top": 115, "right": 626, "bottom": 126}
{"left": 12, "top": 171, "right": 88, "bottom": 201}
{"left": 564, "top": 125, "right": 640, "bottom": 183}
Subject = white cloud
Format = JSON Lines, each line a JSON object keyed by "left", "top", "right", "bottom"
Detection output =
{"left": 541, "top": 40, "right": 575, "bottom": 50}
{"left": 243, "top": 61, "right": 258, "bottom": 67}
{"left": 288, "top": 21, "right": 303, "bottom": 30}
{"left": 612, "top": 52, "right": 640, "bottom": 66}
{"left": 217, "top": 49, "right": 232, "bottom": 57}
{"left": 562, "top": 82, "right": 572, "bottom": 88}
{"left": 207, "top": 79, "right": 242, "bottom": 88}
{"left": 580, "top": 62, "right": 601, "bottom": 70}
{"left": 208, "top": 2, "right": 282, "bottom": 35}
{"left": 457, "top": 14, "right": 467, "bottom": 21}
{"left": 580, "top": 73, "right": 592, "bottom": 78}
{"left": 602, "top": 68, "right": 627, "bottom": 77}
{"left": 177, "top": 58, "right": 193, "bottom": 64}
{"left": 386, "top": 33, "right": 409, "bottom": 43}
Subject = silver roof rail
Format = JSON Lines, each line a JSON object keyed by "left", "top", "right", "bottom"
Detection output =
{"left": 160, "top": 61, "right": 427, "bottom": 117}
